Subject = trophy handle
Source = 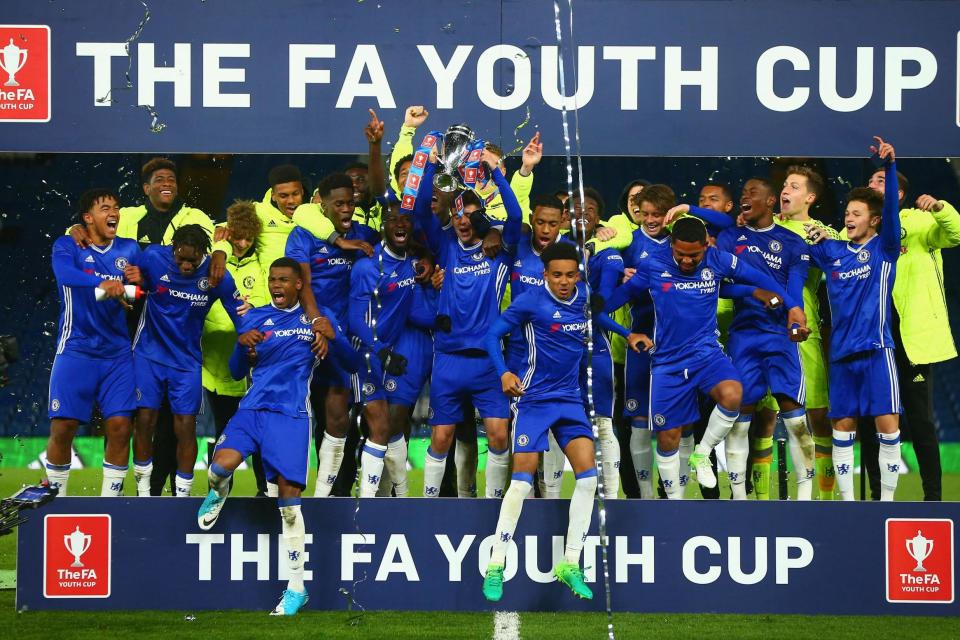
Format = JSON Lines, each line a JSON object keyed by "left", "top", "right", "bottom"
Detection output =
{"left": 80, "top": 534, "right": 92, "bottom": 556}
{"left": 16, "top": 49, "right": 27, "bottom": 74}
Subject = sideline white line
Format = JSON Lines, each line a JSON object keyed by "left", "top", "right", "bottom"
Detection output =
{"left": 492, "top": 610, "right": 521, "bottom": 640}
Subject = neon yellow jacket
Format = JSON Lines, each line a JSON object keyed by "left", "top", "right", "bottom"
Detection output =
{"left": 201, "top": 243, "right": 268, "bottom": 396}
{"left": 117, "top": 204, "right": 213, "bottom": 245}
{"left": 839, "top": 202, "right": 960, "bottom": 364}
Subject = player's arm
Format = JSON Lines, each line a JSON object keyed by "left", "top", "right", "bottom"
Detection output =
{"left": 916, "top": 198, "right": 960, "bottom": 249}
{"left": 348, "top": 260, "right": 383, "bottom": 355}
{"left": 412, "top": 163, "right": 445, "bottom": 258}
{"left": 872, "top": 137, "right": 902, "bottom": 257}
{"left": 318, "top": 308, "right": 363, "bottom": 373}
{"left": 365, "top": 109, "right": 386, "bottom": 199}
{"left": 594, "top": 306, "right": 629, "bottom": 339}
{"left": 512, "top": 131, "right": 541, "bottom": 224}
{"left": 490, "top": 165, "right": 523, "bottom": 249}
{"left": 603, "top": 266, "right": 650, "bottom": 313}
{"left": 389, "top": 106, "right": 426, "bottom": 191}
{"left": 51, "top": 237, "right": 113, "bottom": 291}
{"left": 407, "top": 285, "right": 439, "bottom": 330}
{"left": 484, "top": 300, "right": 531, "bottom": 397}
{"left": 284, "top": 227, "right": 325, "bottom": 329}
{"left": 212, "top": 271, "right": 247, "bottom": 325}
{"left": 597, "top": 253, "right": 625, "bottom": 301}
{"left": 728, "top": 254, "right": 807, "bottom": 338}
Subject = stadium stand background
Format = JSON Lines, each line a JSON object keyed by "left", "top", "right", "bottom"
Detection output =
{"left": 1, "top": 152, "right": 958, "bottom": 444}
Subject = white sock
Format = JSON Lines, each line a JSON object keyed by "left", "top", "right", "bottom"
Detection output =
{"left": 542, "top": 430, "right": 565, "bottom": 499}
{"left": 877, "top": 430, "right": 902, "bottom": 502}
{"left": 455, "top": 438, "right": 478, "bottom": 498}
{"left": 629, "top": 423, "right": 654, "bottom": 498}
{"left": 832, "top": 429, "right": 856, "bottom": 501}
{"left": 175, "top": 471, "right": 194, "bottom": 497}
{"left": 133, "top": 458, "right": 152, "bottom": 497}
{"left": 678, "top": 431, "right": 695, "bottom": 488}
{"left": 46, "top": 462, "right": 71, "bottom": 496}
{"left": 314, "top": 433, "right": 346, "bottom": 498}
{"left": 375, "top": 464, "right": 393, "bottom": 497}
{"left": 360, "top": 441, "right": 387, "bottom": 497}
{"left": 485, "top": 446, "right": 511, "bottom": 499}
{"left": 656, "top": 447, "right": 682, "bottom": 499}
{"left": 489, "top": 473, "right": 533, "bottom": 566}
{"left": 208, "top": 462, "right": 232, "bottom": 498}
{"left": 696, "top": 405, "right": 740, "bottom": 455}
{"left": 725, "top": 416, "right": 751, "bottom": 500}
{"left": 782, "top": 408, "right": 815, "bottom": 501}
{"left": 423, "top": 447, "right": 447, "bottom": 498}
{"left": 266, "top": 482, "right": 279, "bottom": 498}
{"left": 384, "top": 433, "right": 409, "bottom": 497}
{"left": 596, "top": 417, "right": 620, "bottom": 499}
{"left": 565, "top": 469, "right": 598, "bottom": 564}
{"left": 279, "top": 500, "right": 306, "bottom": 593}
{"left": 101, "top": 463, "right": 127, "bottom": 497}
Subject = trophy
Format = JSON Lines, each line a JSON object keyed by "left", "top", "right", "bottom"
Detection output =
{"left": 906, "top": 530, "right": 933, "bottom": 572}
{"left": 0, "top": 39, "right": 28, "bottom": 87}
{"left": 64, "top": 525, "right": 92, "bottom": 568}
{"left": 433, "top": 124, "right": 476, "bottom": 193}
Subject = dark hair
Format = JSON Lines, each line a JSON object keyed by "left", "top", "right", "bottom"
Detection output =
{"left": 572, "top": 187, "right": 605, "bottom": 218}
{"left": 393, "top": 154, "right": 413, "bottom": 184}
{"left": 702, "top": 182, "right": 734, "bottom": 203}
{"left": 78, "top": 188, "right": 119, "bottom": 219}
{"left": 268, "top": 164, "right": 303, "bottom": 188}
{"left": 553, "top": 189, "right": 569, "bottom": 200}
{"left": 540, "top": 241, "right": 580, "bottom": 268}
{"left": 344, "top": 162, "right": 368, "bottom": 173}
{"left": 671, "top": 217, "right": 708, "bottom": 244}
{"left": 141, "top": 157, "right": 176, "bottom": 184}
{"left": 226, "top": 200, "right": 261, "bottom": 240}
{"left": 785, "top": 165, "right": 825, "bottom": 202}
{"left": 847, "top": 187, "right": 885, "bottom": 218}
{"left": 634, "top": 184, "right": 676, "bottom": 215}
{"left": 270, "top": 256, "right": 302, "bottom": 274}
{"left": 318, "top": 173, "right": 355, "bottom": 200}
{"left": 459, "top": 189, "right": 484, "bottom": 211}
{"left": 618, "top": 179, "right": 651, "bottom": 215}
{"left": 171, "top": 224, "right": 211, "bottom": 255}
{"left": 530, "top": 193, "right": 565, "bottom": 214}
{"left": 872, "top": 168, "right": 909, "bottom": 206}
{"left": 484, "top": 142, "right": 505, "bottom": 161}
{"left": 745, "top": 176, "right": 776, "bottom": 194}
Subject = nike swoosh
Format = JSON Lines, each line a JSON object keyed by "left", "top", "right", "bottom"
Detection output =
{"left": 201, "top": 515, "right": 217, "bottom": 528}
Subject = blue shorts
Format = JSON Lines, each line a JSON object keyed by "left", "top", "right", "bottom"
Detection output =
{"left": 48, "top": 351, "right": 136, "bottom": 421}
{"left": 580, "top": 332, "right": 615, "bottom": 418}
{"left": 511, "top": 397, "right": 593, "bottom": 454}
{"left": 428, "top": 351, "right": 509, "bottom": 425}
{"left": 216, "top": 408, "right": 310, "bottom": 487}
{"left": 623, "top": 346, "right": 651, "bottom": 419}
{"left": 313, "top": 357, "right": 352, "bottom": 390}
{"left": 727, "top": 329, "right": 805, "bottom": 406}
{"left": 134, "top": 355, "right": 202, "bottom": 415}
{"left": 385, "top": 331, "right": 432, "bottom": 407}
{"left": 649, "top": 351, "right": 740, "bottom": 431}
{"left": 828, "top": 348, "right": 901, "bottom": 419}
{"left": 351, "top": 355, "right": 386, "bottom": 404}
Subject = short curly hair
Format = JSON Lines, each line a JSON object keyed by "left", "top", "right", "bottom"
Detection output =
{"left": 226, "top": 200, "right": 262, "bottom": 240}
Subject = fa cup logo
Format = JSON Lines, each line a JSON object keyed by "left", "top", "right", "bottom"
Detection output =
{"left": 0, "top": 38, "right": 27, "bottom": 87}
{"left": 906, "top": 530, "right": 934, "bottom": 572}
{"left": 64, "top": 525, "right": 92, "bottom": 568}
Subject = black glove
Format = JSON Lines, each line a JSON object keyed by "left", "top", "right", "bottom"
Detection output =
{"left": 435, "top": 314, "right": 452, "bottom": 333}
{"left": 590, "top": 293, "right": 606, "bottom": 315}
{"left": 377, "top": 348, "right": 408, "bottom": 376}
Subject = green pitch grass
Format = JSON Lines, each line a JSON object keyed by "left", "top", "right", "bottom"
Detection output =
{"left": 1, "top": 469, "right": 957, "bottom": 639}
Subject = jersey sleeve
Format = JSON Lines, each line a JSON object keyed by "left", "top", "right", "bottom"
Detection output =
{"left": 923, "top": 200, "right": 960, "bottom": 250}
{"left": 604, "top": 264, "right": 651, "bottom": 313}
{"left": 212, "top": 270, "right": 243, "bottom": 326}
{"left": 491, "top": 167, "right": 523, "bottom": 249}
{"left": 51, "top": 237, "right": 102, "bottom": 288}
{"left": 786, "top": 239, "right": 811, "bottom": 308}
{"left": 389, "top": 125, "right": 417, "bottom": 193}
{"left": 595, "top": 309, "right": 629, "bottom": 338}
{"left": 689, "top": 205, "right": 734, "bottom": 236}
{"left": 596, "top": 251, "right": 625, "bottom": 300}
{"left": 228, "top": 341, "right": 252, "bottom": 381}
{"left": 320, "top": 306, "right": 363, "bottom": 373}
{"left": 292, "top": 204, "right": 337, "bottom": 243}
{"left": 881, "top": 162, "right": 902, "bottom": 258}
{"left": 484, "top": 296, "right": 534, "bottom": 377}
{"left": 285, "top": 226, "right": 313, "bottom": 264}
{"left": 725, "top": 251, "right": 798, "bottom": 309}
{"left": 411, "top": 163, "right": 445, "bottom": 259}
{"left": 510, "top": 170, "right": 533, "bottom": 225}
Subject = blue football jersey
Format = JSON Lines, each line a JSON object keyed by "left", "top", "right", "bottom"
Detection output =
{"left": 285, "top": 223, "right": 378, "bottom": 320}
{"left": 716, "top": 222, "right": 809, "bottom": 335}
{"left": 51, "top": 236, "right": 141, "bottom": 357}
{"left": 621, "top": 229, "right": 669, "bottom": 332}
{"left": 611, "top": 244, "right": 798, "bottom": 372}
{"left": 134, "top": 245, "right": 243, "bottom": 371}
{"left": 230, "top": 303, "right": 358, "bottom": 417}
{"left": 348, "top": 242, "right": 418, "bottom": 354}
{"left": 808, "top": 163, "right": 901, "bottom": 361}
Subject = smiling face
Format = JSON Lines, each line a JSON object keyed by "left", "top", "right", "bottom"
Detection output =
{"left": 739, "top": 179, "right": 776, "bottom": 226}
{"left": 531, "top": 205, "right": 564, "bottom": 249}
{"left": 383, "top": 209, "right": 412, "bottom": 252}
{"left": 638, "top": 200, "right": 667, "bottom": 237}
{"left": 345, "top": 166, "right": 369, "bottom": 203}
{"left": 671, "top": 238, "right": 706, "bottom": 274}
{"left": 544, "top": 258, "right": 580, "bottom": 300}
{"left": 268, "top": 265, "right": 302, "bottom": 308}
{"left": 143, "top": 169, "right": 177, "bottom": 211}
{"left": 571, "top": 196, "right": 600, "bottom": 237}
{"left": 396, "top": 159, "right": 412, "bottom": 191}
{"left": 844, "top": 200, "right": 879, "bottom": 244}
{"left": 322, "top": 186, "right": 355, "bottom": 233}
{"left": 272, "top": 181, "right": 304, "bottom": 219}
{"left": 83, "top": 195, "right": 121, "bottom": 244}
